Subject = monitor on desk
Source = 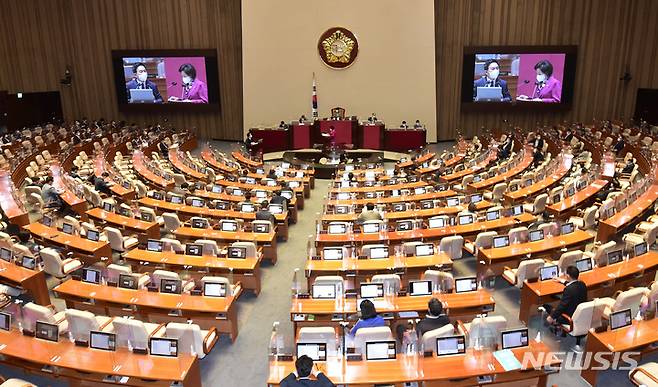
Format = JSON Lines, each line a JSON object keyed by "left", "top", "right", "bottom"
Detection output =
{"left": 269, "top": 204, "right": 284, "bottom": 214}
{"left": 458, "top": 215, "right": 473, "bottom": 225}
{"left": 328, "top": 224, "right": 347, "bottom": 234}
{"left": 21, "top": 256, "right": 36, "bottom": 270}
{"left": 203, "top": 282, "right": 227, "bottom": 297}
{"left": 392, "top": 203, "right": 406, "bottom": 212}
{"left": 35, "top": 321, "right": 58, "bottom": 342}
{"left": 473, "top": 175, "right": 482, "bottom": 183}
{"left": 221, "top": 221, "right": 239, "bottom": 232}
{"left": 254, "top": 223, "right": 270, "bottom": 233}
{"left": 470, "top": 194, "right": 483, "bottom": 204}
{"left": 475, "top": 86, "right": 503, "bottom": 101}
{"left": 455, "top": 277, "right": 478, "bottom": 293}
{"left": 191, "top": 199, "right": 204, "bottom": 208}
{"left": 149, "top": 337, "right": 178, "bottom": 357}
{"left": 146, "top": 239, "right": 164, "bottom": 252}
{"left": 82, "top": 268, "right": 101, "bottom": 284}
{"left": 151, "top": 191, "right": 164, "bottom": 200}
{"left": 0, "top": 248, "right": 12, "bottom": 262}
{"left": 634, "top": 242, "right": 648, "bottom": 257}
{"left": 215, "top": 201, "right": 230, "bottom": 210}
{"left": 365, "top": 341, "right": 396, "bottom": 361}
{"left": 575, "top": 258, "right": 593, "bottom": 273}
{"left": 552, "top": 193, "right": 562, "bottom": 204}
{"left": 512, "top": 205, "right": 523, "bottom": 216}
{"left": 227, "top": 246, "right": 247, "bottom": 259}
{"left": 86, "top": 229, "right": 100, "bottom": 242}
{"left": 232, "top": 189, "right": 244, "bottom": 197}
{"left": 421, "top": 200, "right": 434, "bottom": 210}
{"left": 391, "top": 189, "right": 400, "bottom": 197}
{"left": 362, "top": 223, "right": 380, "bottom": 234}
{"left": 323, "top": 247, "right": 343, "bottom": 261}
{"left": 118, "top": 274, "right": 138, "bottom": 289}
{"left": 170, "top": 195, "right": 183, "bottom": 204}
{"left": 311, "top": 284, "right": 336, "bottom": 299}
{"left": 185, "top": 244, "right": 203, "bottom": 256}
{"left": 486, "top": 210, "right": 500, "bottom": 221}
{"left": 369, "top": 246, "right": 389, "bottom": 259}
{"left": 254, "top": 190, "right": 267, "bottom": 199}
{"left": 539, "top": 265, "right": 559, "bottom": 281}
{"left": 436, "top": 335, "right": 466, "bottom": 356}
{"left": 41, "top": 215, "right": 53, "bottom": 227}
{"left": 610, "top": 309, "right": 632, "bottom": 330}
{"left": 289, "top": 181, "right": 300, "bottom": 188}
{"left": 415, "top": 243, "right": 434, "bottom": 257}
{"left": 140, "top": 211, "right": 154, "bottom": 222}
{"left": 566, "top": 187, "right": 575, "bottom": 197}
{"left": 103, "top": 202, "right": 114, "bottom": 212}
{"left": 360, "top": 283, "right": 384, "bottom": 298}
{"left": 501, "top": 328, "right": 529, "bottom": 349}
{"left": 62, "top": 223, "right": 74, "bottom": 235}
{"left": 211, "top": 185, "right": 222, "bottom": 193}
{"left": 397, "top": 220, "right": 413, "bottom": 231}
{"left": 0, "top": 312, "right": 10, "bottom": 331}
{"left": 296, "top": 343, "right": 327, "bottom": 361}
{"left": 245, "top": 177, "right": 256, "bottom": 185}
{"left": 428, "top": 217, "right": 445, "bottom": 229}
{"left": 90, "top": 331, "right": 116, "bottom": 351}
{"left": 409, "top": 280, "right": 432, "bottom": 296}
{"left": 336, "top": 192, "right": 351, "bottom": 200}
{"left": 414, "top": 187, "right": 426, "bottom": 195}
{"left": 446, "top": 197, "right": 460, "bottom": 207}
{"left": 335, "top": 205, "right": 349, "bottom": 214}
{"left": 529, "top": 229, "right": 544, "bottom": 242}
{"left": 607, "top": 250, "right": 623, "bottom": 265}
{"left": 493, "top": 235, "right": 509, "bottom": 248}
{"left": 240, "top": 203, "right": 255, "bottom": 213}
{"left": 160, "top": 278, "right": 182, "bottom": 294}
{"left": 560, "top": 222, "right": 575, "bottom": 235}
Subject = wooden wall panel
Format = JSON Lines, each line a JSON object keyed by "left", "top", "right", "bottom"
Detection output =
{"left": 435, "top": 0, "right": 658, "bottom": 141}
{"left": 0, "top": 0, "right": 243, "bottom": 140}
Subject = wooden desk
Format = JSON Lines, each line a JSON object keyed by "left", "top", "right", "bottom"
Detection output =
{"left": 546, "top": 179, "right": 608, "bottom": 217}
{"left": 0, "top": 258, "right": 49, "bottom": 305}
{"left": 132, "top": 151, "right": 175, "bottom": 190}
{"left": 212, "top": 178, "right": 307, "bottom": 204}
{"left": 138, "top": 197, "right": 289, "bottom": 240}
{"left": 417, "top": 153, "right": 466, "bottom": 175}
{"left": 324, "top": 189, "right": 457, "bottom": 207}
{"left": 50, "top": 164, "right": 87, "bottom": 217}
{"left": 93, "top": 156, "right": 135, "bottom": 201}
{"left": 440, "top": 151, "right": 496, "bottom": 183}
{"left": 232, "top": 150, "right": 262, "bottom": 168}
{"left": 519, "top": 251, "right": 658, "bottom": 323}
{"left": 24, "top": 222, "right": 112, "bottom": 263}
{"left": 316, "top": 213, "right": 536, "bottom": 246}
{"left": 55, "top": 279, "right": 242, "bottom": 341}
{"left": 468, "top": 148, "right": 533, "bottom": 192}
{"left": 201, "top": 148, "right": 239, "bottom": 174}
{"left": 320, "top": 201, "right": 493, "bottom": 224}
{"left": 581, "top": 318, "right": 658, "bottom": 386}
{"left": 169, "top": 149, "right": 207, "bottom": 181}
{"left": 598, "top": 184, "right": 658, "bottom": 242}
{"left": 174, "top": 226, "right": 278, "bottom": 264}
{"left": 124, "top": 248, "right": 263, "bottom": 295}
{"left": 268, "top": 341, "right": 558, "bottom": 386}
{"left": 330, "top": 180, "right": 427, "bottom": 193}
{"left": 290, "top": 290, "right": 494, "bottom": 332}
{"left": 0, "top": 172, "right": 28, "bottom": 226}
{"left": 477, "top": 229, "right": 594, "bottom": 276}
{"left": 503, "top": 155, "right": 573, "bottom": 202}
{"left": 0, "top": 328, "right": 201, "bottom": 386}
{"left": 86, "top": 207, "right": 160, "bottom": 243}
{"left": 305, "top": 252, "right": 453, "bottom": 288}
{"left": 192, "top": 189, "right": 299, "bottom": 222}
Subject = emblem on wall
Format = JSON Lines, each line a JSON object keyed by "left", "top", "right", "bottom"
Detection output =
{"left": 318, "top": 27, "right": 359, "bottom": 69}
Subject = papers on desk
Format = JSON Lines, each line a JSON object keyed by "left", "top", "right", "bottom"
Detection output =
{"left": 493, "top": 349, "right": 522, "bottom": 371}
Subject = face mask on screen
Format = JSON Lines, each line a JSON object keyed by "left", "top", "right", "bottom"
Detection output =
{"left": 488, "top": 69, "right": 499, "bottom": 80}
{"left": 137, "top": 73, "right": 148, "bottom": 82}
{"left": 536, "top": 74, "right": 547, "bottom": 83}
{"left": 182, "top": 76, "right": 192, "bottom": 85}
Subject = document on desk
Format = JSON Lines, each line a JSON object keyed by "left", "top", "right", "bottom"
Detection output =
{"left": 493, "top": 349, "right": 522, "bottom": 371}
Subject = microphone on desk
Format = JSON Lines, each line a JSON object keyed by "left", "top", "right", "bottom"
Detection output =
{"left": 167, "top": 81, "right": 178, "bottom": 89}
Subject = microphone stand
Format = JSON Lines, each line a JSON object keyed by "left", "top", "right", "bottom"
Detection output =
{"left": 339, "top": 321, "right": 349, "bottom": 358}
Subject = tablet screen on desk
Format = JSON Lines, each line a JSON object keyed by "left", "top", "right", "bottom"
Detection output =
{"left": 204, "top": 282, "right": 227, "bottom": 297}
{"left": 311, "top": 284, "right": 336, "bottom": 299}
{"left": 62, "top": 223, "right": 74, "bottom": 235}
{"left": 221, "top": 221, "right": 238, "bottom": 232}
{"left": 0, "top": 312, "right": 11, "bottom": 331}
{"left": 146, "top": 239, "right": 163, "bottom": 252}
{"left": 486, "top": 211, "right": 500, "bottom": 221}
{"left": 560, "top": 222, "right": 574, "bottom": 235}
{"left": 335, "top": 205, "right": 349, "bottom": 214}
{"left": 360, "top": 283, "right": 384, "bottom": 298}
{"left": 35, "top": 321, "right": 58, "bottom": 342}
{"left": 215, "top": 201, "right": 230, "bottom": 210}
{"left": 151, "top": 192, "right": 164, "bottom": 200}
{"left": 269, "top": 204, "right": 283, "bottom": 214}
{"left": 42, "top": 215, "right": 53, "bottom": 227}
{"left": 282, "top": 191, "right": 294, "bottom": 200}
{"left": 211, "top": 185, "right": 222, "bottom": 193}
{"left": 392, "top": 203, "right": 406, "bottom": 212}
{"left": 86, "top": 229, "right": 100, "bottom": 242}
{"left": 289, "top": 181, "right": 301, "bottom": 189}
{"left": 397, "top": 220, "right": 413, "bottom": 231}
{"left": 185, "top": 244, "right": 203, "bottom": 256}
{"left": 455, "top": 277, "right": 478, "bottom": 293}
{"left": 458, "top": 215, "right": 473, "bottom": 225}
{"left": 160, "top": 279, "right": 182, "bottom": 294}
{"left": 512, "top": 205, "right": 523, "bottom": 216}
{"left": 227, "top": 247, "right": 247, "bottom": 259}
{"left": 191, "top": 199, "right": 204, "bottom": 207}
{"left": 493, "top": 236, "right": 509, "bottom": 248}
{"left": 103, "top": 202, "right": 114, "bottom": 212}
{"left": 232, "top": 189, "right": 243, "bottom": 197}
{"left": 437, "top": 335, "right": 466, "bottom": 356}
{"left": 323, "top": 247, "right": 343, "bottom": 260}
{"left": 446, "top": 197, "right": 460, "bottom": 207}
{"left": 634, "top": 242, "right": 648, "bottom": 257}
{"left": 362, "top": 223, "right": 380, "bottom": 234}
{"left": 607, "top": 250, "right": 623, "bottom": 265}
{"left": 575, "top": 258, "right": 592, "bottom": 273}
{"left": 150, "top": 338, "right": 178, "bottom": 357}
{"left": 370, "top": 247, "right": 389, "bottom": 259}
{"left": 501, "top": 328, "right": 528, "bottom": 349}
{"left": 0, "top": 248, "right": 12, "bottom": 262}
{"left": 254, "top": 190, "right": 267, "bottom": 199}
{"left": 539, "top": 265, "right": 558, "bottom": 281}
{"left": 328, "top": 224, "right": 347, "bottom": 234}
{"left": 118, "top": 274, "right": 138, "bottom": 289}
{"left": 21, "top": 256, "right": 36, "bottom": 270}
{"left": 610, "top": 309, "right": 632, "bottom": 330}
{"left": 428, "top": 218, "right": 445, "bottom": 229}
{"left": 82, "top": 268, "right": 101, "bottom": 284}
{"left": 296, "top": 343, "right": 327, "bottom": 361}
{"left": 529, "top": 229, "right": 544, "bottom": 242}
{"left": 254, "top": 223, "right": 270, "bottom": 233}
{"left": 414, "top": 244, "right": 434, "bottom": 257}
{"left": 470, "top": 194, "right": 482, "bottom": 204}
{"left": 90, "top": 331, "right": 116, "bottom": 351}
{"left": 140, "top": 211, "right": 154, "bottom": 222}
{"left": 409, "top": 280, "right": 432, "bottom": 296}
{"left": 191, "top": 219, "right": 207, "bottom": 229}
{"left": 170, "top": 195, "right": 183, "bottom": 204}
{"left": 366, "top": 341, "right": 396, "bottom": 360}
{"left": 414, "top": 187, "right": 426, "bottom": 195}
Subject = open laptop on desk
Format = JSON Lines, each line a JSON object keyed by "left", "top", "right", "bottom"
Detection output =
{"left": 129, "top": 89, "right": 155, "bottom": 103}
{"left": 475, "top": 87, "right": 503, "bottom": 102}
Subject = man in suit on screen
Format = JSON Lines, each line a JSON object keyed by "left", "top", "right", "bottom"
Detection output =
{"left": 473, "top": 59, "right": 512, "bottom": 102}
{"left": 125, "top": 62, "right": 163, "bottom": 104}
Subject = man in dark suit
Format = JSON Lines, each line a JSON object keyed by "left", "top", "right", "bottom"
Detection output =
{"left": 473, "top": 59, "right": 512, "bottom": 102}
{"left": 280, "top": 355, "right": 335, "bottom": 387}
{"left": 564, "top": 129, "right": 574, "bottom": 143}
{"left": 543, "top": 266, "right": 587, "bottom": 325}
{"left": 416, "top": 298, "right": 451, "bottom": 338}
{"left": 613, "top": 135, "right": 625, "bottom": 155}
{"left": 531, "top": 134, "right": 544, "bottom": 150}
{"left": 125, "top": 62, "right": 163, "bottom": 104}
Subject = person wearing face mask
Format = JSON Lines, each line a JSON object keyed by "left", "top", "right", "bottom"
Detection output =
{"left": 125, "top": 62, "right": 163, "bottom": 103}
{"left": 473, "top": 59, "right": 511, "bottom": 102}
{"left": 168, "top": 63, "right": 208, "bottom": 104}
{"left": 518, "top": 59, "right": 562, "bottom": 103}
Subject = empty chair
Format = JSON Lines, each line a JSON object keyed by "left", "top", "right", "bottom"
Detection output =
{"left": 110, "top": 317, "right": 165, "bottom": 350}
{"left": 26, "top": 192, "right": 44, "bottom": 212}
{"left": 538, "top": 221, "right": 559, "bottom": 237}
{"left": 458, "top": 315, "right": 507, "bottom": 347}
{"left": 201, "top": 276, "right": 233, "bottom": 296}
{"left": 65, "top": 309, "right": 113, "bottom": 344}
{"left": 104, "top": 227, "right": 139, "bottom": 252}
{"left": 371, "top": 274, "right": 401, "bottom": 293}
{"left": 484, "top": 183, "right": 506, "bottom": 202}
{"left": 584, "top": 240, "right": 618, "bottom": 267}
{"left": 134, "top": 180, "right": 148, "bottom": 198}
{"left": 453, "top": 175, "right": 474, "bottom": 192}
{"left": 231, "top": 241, "right": 257, "bottom": 258}
{"left": 161, "top": 237, "right": 185, "bottom": 253}
{"left": 402, "top": 241, "right": 423, "bottom": 255}
{"left": 553, "top": 250, "right": 584, "bottom": 273}
{"left": 0, "top": 377, "right": 37, "bottom": 387}
{"left": 353, "top": 326, "right": 393, "bottom": 354}
{"left": 422, "top": 270, "right": 454, "bottom": 293}
{"left": 421, "top": 324, "right": 456, "bottom": 352}
{"left": 523, "top": 193, "right": 548, "bottom": 214}
{"left": 151, "top": 270, "right": 195, "bottom": 293}
{"left": 298, "top": 327, "right": 338, "bottom": 356}
{"left": 600, "top": 287, "right": 649, "bottom": 318}
{"left": 560, "top": 299, "right": 606, "bottom": 347}
{"left": 629, "top": 362, "right": 658, "bottom": 387}
{"left": 165, "top": 322, "right": 218, "bottom": 358}
{"left": 502, "top": 258, "right": 545, "bottom": 288}
{"left": 313, "top": 276, "right": 345, "bottom": 298}
{"left": 21, "top": 302, "right": 69, "bottom": 334}
{"left": 361, "top": 244, "right": 387, "bottom": 258}
{"left": 195, "top": 239, "right": 219, "bottom": 256}
{"left": 106, "top": 264, "right": 150, "bottom": 288}
{"left": 189, "top": 216, "right": 210, "bottom": 229}
{"left": 162, "top": 212, "right": 182, "bottom": 232}
{"left": 39, "top": 247, "right": 82, "bottom": 278}
{"left": 439, "top": 235, "right": 463, "bottom": 260}
{"left": 508, "top": 226, "right": 529, "bottom": 244}
{"left": 464, "top": 231, "right": 498, "bottom": 255}
{"left": 568, "top": 206, "right": 598, "bottom": 230}
{"left": 139, "top": 207, "right": 163, "bottom": 225}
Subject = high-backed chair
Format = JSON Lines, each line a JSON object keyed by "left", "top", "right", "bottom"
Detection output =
{"left": 361, "top": 244, "right": 387, "bottom": 258}
{"left": 523, "top": 193, "right": 548, "bottom": 214}
{"left": 104, "top": 227, "right": 139, "bottom": 252}
{"left": 464, "top": 231, "right": 497, "bottom": 255}
{"left": 421, "top": 270, "right": 454, "bottom": 293}
{"left": 559, "top": 299, "right": 606, "bottom": 347}
{"left": 353, "top": 326, "right": 393, "bottom": 355}
{"left": 629, "top": 362, "right": 658, "bottom": 387}
{"left": 402, "top": 241, "right": 423, "bottom": 256}
{"left": 0, "top": 377, "right": 37, "bottom": 387}
{"left": 106, "top": 264, "right": 150, "bottom": 288}
{"left": 553, "top": 250, "right": 584, "bottom": 273}
{"left": 421, "top": 324, "right": 456, "bottom": 352}
{"left": 139, "top": 207, "right": 163, "bottom": 226}
{"left": 568, "top": 206, "right": 598, "bottom": 230}
{"left": 162, "top": 213, "right": 182, "bottom": 233}
{"left": 151, "top": 270, "right": 195, "bottom": 293}
{"left": 484, "top": 183, "right": 506, "bottom": 202}
{"left": 21, "top": 302, "right": 69, "bottom": 334}
{"left": 110, "top": 317, "right": 165, "bottom": 350}
{"left": 39, "top": 247, "right": 82, "bottom": 278}
{"left": 502, "top": 258, "right": 545, "bottom": 288}
{"left": 298, "top": 327, "right": 338, "bottom": 356}
{"left": 439, "top": 236, "right": 463, "bottom": 260}
{"left": 600, "top": 287, "right": 649, "bottom": 318}
{"left": 231, "top": 241, "right": 257, "bottom": 258}
{"left": 195, "top": 239, "right": 219, "bottom": 256}
{"left": 371, "top": 274, "right": 401, "bottom": 294}
{"left": 165, "top": 322, "right": 218, "bottom": 359}
{"left": 313, "top": 276, "right": 345, "bottom": 298}
{"left": 64, "top": 309, "right": 113, "bottom": 344}
{"left": 189, "top": 217, "right": 210, "bottom": 229}
{"left": 585, "top": 241, "right": 618, "bottom": 267}
{"left": 161, "top": 237, "right": 185, "bottom": 253}
{"left": 200, "top": 276, "right": 233, "bottom": 296}
{"left": 457, "top": 315, "right": 507, "bottom": 346}
{"left": 508, "top": 226, "right": 529, "bottom": 244}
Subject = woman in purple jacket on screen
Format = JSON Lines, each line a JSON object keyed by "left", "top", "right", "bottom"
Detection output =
{"left": 517, "top": 59, "right": 562, "bottom": 103}
{"left": 168, "top": 63, "right": 208, "bottom": 104}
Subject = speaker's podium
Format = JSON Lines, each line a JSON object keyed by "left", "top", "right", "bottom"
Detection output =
{"left": 290, "top": 121, "right": 312, "bottom": 149}
{"left": 316, "top": 107, "right": 357, "bottom": 147}
{"left": 360, "top": 121, "right": 384, "bottom": 149}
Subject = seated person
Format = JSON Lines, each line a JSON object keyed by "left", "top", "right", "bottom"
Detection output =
{"left": 271, "top": 190, "right": 289, "bottom": 208}
{"left": 417, "top": 298, "right": 450, "bottom": 337}
{"left": 172, "top": 182, "right": 191, "bottom": 196}
{"left": 125, "top": 62, "right": 163, "bottom": 104}
{"left": 94, "top": 172, "right": 113, "bottom": 195}
{"left": 41, "top": 176, "right": 64, "bottom": 208}
{"left": 280, "top": 355, "right": 335, "bottom": 387}
{"left": 279, "top": 121, "right": 288, "bottom": 129}
{"left": 368, "top": 113, "right": 378, "bottom": 122}
{"left": 298, "top": 115, "right": 308, "bottom": 123}
{"left": 400, "top": 121, "right": 409, "bottom": 129}
{"left": 542, "top": 266, "right": 587, "bottom": 326}
{"left": 613, "top": 135, "right": 625, "bottom": 155}
{"left": 356, "top": 203, "right": 382, "bottom": 224}
{"left": 350, "top": 299, "right": 385, "bottom": 336}
{"left": 255, "top": 200, "right": 276, "bottom": 224}
{"left": 621, "top": 158, "right": 635, "bottom": 174}
{"left": 532, "top": 147, "right": 545, "bottom": 167}
{"left": 472, "top": 59, "right": 511, "bottom": 102}
{"left": 413, "top": 120, "right": 423, "bottom": 129}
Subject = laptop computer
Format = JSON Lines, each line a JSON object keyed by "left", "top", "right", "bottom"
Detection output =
{"left": 475, "top": 86, "right": 503, "bottom": 102}
{"left": 129, "top": 88, "right": 155, "bottom": 104}
{"left": 436, "top": 335, "right": 466, "bottom": 356}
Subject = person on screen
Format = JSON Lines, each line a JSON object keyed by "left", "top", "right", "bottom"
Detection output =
{"left": 280, "top": 355, "right": 335, "bottom": 387}
{"left": 350, "top": 299, "right": 385, "bottom": 336}
{"left": 125, "top": 62, "right": 163, "bottom": 104}
{"left": 473, "top": 59, "right": 512, "bottom": 102}
{"left": 517, "top": 59, "right": 562, "bottom": 103}
{"left": 168, "top": 63, "right": 208, "bottom": 104}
